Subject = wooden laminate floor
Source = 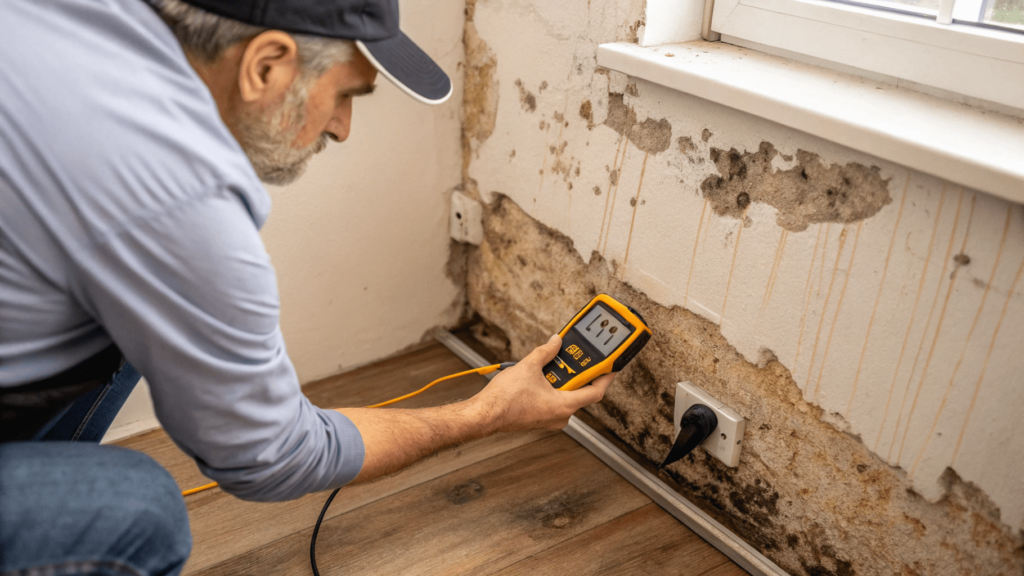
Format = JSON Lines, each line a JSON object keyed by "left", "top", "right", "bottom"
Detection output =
{"left": 118, "top": 341, "right": 746, "bottom": 576}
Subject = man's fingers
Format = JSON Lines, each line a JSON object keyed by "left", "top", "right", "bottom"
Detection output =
{"left": 589, "top": 373, "right": 615, "bottom": 395}
{"left": 565, "top": 373, "right": 615, "bottom": 408}
{"left": 522, "top": 334, "right": 562, "bottom": 370}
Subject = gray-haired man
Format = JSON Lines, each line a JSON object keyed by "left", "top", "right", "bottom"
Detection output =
{"left": 0, "top": 0, "right": 614, "bottom": 573}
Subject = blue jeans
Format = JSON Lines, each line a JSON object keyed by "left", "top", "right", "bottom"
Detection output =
{"left": 0, "top": 363, "right": 192, "bottom": 575}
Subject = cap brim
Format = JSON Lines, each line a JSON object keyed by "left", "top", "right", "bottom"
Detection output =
{"left": 356, "top": 33, "right": 452, "bottom": 105}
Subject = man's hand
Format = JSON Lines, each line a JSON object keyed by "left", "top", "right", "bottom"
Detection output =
{"left": 338, "top": 335, "right": 614, "bottom": 484}
{"left": 471, "top": 334, "right": 614, "bottom": 433}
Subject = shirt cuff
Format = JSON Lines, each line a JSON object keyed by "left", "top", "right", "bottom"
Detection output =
{"left": 323, "top": 408, "right": 365, "bottom": 488}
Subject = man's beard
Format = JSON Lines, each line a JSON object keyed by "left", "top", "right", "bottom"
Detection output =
{"left": 235, "top": 75, "right": 329, "bottom": 186}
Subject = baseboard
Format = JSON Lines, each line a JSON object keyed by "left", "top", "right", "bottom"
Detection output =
{"left": 432, "top": 328, "right": 788, "bottom": 576}
{"left": 101, "top": 416, "right": 161, "bottom": 444}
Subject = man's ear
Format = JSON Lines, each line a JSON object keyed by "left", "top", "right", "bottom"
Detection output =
{"left": 238, "top": 31, "right": 300, "bottom": 104}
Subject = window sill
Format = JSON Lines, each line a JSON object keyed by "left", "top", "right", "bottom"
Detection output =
{"left": 597, "top": 40, "right": 1024, "bottom": 204}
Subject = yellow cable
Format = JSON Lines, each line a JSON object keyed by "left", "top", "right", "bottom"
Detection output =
{"left": 363, "top": 365, "right": 498, "bottom": 408}
{"left": 179, "top": 363, "right": 501, "bottom": 497}
{"left": 182, "top": 482, "right": 219, "bottom": 497}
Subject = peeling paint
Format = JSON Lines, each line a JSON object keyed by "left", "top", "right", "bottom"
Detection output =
{"left": 459, "top": 0, "right": 1024, "bottom": 570}
{"left": 701, "top": 142, "right": 892, "bottom": 232}
{"left": 604, "top": 94, "right": 672, "bottom": 155}
{"left": 465, "top": 195, "right": 1024, "bottom": 576}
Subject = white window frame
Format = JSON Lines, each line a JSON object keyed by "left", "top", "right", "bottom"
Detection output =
{"left": 709, "top": 0, "right": 1024, "bottom": 110}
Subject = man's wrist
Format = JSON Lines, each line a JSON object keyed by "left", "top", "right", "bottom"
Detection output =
{"left": 462, "top": 393, "right": 505, "bottom": 436}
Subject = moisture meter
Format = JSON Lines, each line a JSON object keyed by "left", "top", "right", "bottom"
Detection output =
{"left": 542, "top": 294, "right": 652, "bottom": 391}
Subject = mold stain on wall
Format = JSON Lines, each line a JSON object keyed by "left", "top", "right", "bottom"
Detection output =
{"left": 701, "top": 142, "right": 892, "bottom": 232}
{"left": 604, "top": 94, "right": 672, "bottom": 155}
{"left": 461, "top": 0, "right": 498, "bottom": 183}
{"left": 457, "top": 0, "right": 1024, "bottom": 572}
{"left": 465, "top": 195, "right": 1024, "bottom": 576}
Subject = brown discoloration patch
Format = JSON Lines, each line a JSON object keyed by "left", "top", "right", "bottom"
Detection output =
{"left": 579, "top": 100, "right": 593, "bottom": 125}
{"left": 444, "top": 480, "right": 486, "bottom": 505}
{"left": 461, "top": 6, "right": 498, "bottom": 181}
{"left": 905, "top": 513, "right": 928, "bottom": 537}
{"left": 444, "top": 237, "right": 473, "bottom": 324}
{"left": 701, "top": 142, "right": 891, "bottom": 232}
{"left": 469, "top": 319, "right": 511, "bottom": 359}
{"left": 627, "top": 19, "right": 644, "bottom": 43}
{"left": 702, "top": 128, "right": 713, "bottom": 142}
{"left": 514, "top": 79, "right": 537, "bottom": 112}
{"left": 465, "top": 195, "right": 1024, "bottom": 576}
{"left": 512, "top": 489, "right": 598, "bottom": 531}
{"left": 604, "top": 94, "right": 672, "bottom": 155}
{"left": 678, "top": 136, "right": 701, "bottom": 165}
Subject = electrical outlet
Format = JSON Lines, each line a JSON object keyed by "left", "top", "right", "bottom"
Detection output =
{"left": 449, "top": 190, "right": 483, "bottom": 245}
{"left": 675, "top": 382, "right": 745, "bottom": 467}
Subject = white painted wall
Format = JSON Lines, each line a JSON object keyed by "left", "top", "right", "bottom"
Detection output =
{"left": 469, "top": 0, "right": 1024, "bottom": 532}
{"left": 104, "top": 0, "right": 465, "bottom": 442}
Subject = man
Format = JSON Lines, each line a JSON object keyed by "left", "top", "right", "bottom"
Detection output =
{"left": 0, "top": 0, "right": 615, "bottom": 574}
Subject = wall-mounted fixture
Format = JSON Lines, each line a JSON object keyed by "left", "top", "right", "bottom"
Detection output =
{"left": 449, "top": 190, "right": 483, "bottom": 245}
{"left": 663, "top": 381, "right": 746, "bottom": 468}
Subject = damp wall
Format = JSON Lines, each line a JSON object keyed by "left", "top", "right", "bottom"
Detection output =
{"left": 461, "top": 0, "right": 1024, "bottom": 573}
{"left": 103, "top": 0, "right": 466, "bottom": 441}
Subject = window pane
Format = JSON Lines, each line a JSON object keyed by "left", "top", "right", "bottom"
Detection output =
{"left": 953, "top": 0, "right": 1024, "bottom": 31}
{"left": 830, "top": 0, "right": 939, "bottom": 17}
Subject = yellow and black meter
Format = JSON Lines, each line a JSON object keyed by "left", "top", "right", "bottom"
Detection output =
{"left": 543, "top": 294, "right": 652, "bottom": 391}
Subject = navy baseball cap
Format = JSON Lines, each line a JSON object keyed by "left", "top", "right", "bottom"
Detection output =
{"left": 180, "top": 0, "right": 452, "bottom": 104}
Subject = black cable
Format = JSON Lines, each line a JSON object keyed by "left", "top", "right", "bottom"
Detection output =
{"left": 310, "top": 487, "right": 341, "bottom": 576}
{"left": 308, "top": 362, "right": 516, "bottom": 575}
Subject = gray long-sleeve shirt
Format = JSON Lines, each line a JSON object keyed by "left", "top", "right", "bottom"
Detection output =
{"left": 0, "top": 0, "right": 364, "bottom": 500}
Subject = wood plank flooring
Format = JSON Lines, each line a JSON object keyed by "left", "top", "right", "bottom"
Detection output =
{"left": 118, "top": 340, "right": 745, "bottom": 576}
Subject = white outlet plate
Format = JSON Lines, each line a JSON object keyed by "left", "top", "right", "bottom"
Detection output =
{"left": 675, "top": 381, "right": 746, "bottom": 467}
{"left": 449, "top": 190, "right": 483, "bottom": 245}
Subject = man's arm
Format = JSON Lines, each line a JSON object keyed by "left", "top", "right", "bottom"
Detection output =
{"left": 338, "top": 334, "right": 614, "bottom": 483}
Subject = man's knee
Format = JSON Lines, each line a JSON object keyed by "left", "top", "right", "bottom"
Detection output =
{"left": 108, "top": 448, "right": 193, "bottom": 573}
{"left": 0, "top": 443, "right": 192, "bottom": 575}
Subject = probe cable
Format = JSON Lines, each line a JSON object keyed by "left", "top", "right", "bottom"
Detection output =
{"left": 178, "top": 361, "right": 516, "bottom": 575}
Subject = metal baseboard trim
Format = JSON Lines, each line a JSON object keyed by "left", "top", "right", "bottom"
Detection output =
{"left": 433, "top": 328, "right": 788, "bottom": 576}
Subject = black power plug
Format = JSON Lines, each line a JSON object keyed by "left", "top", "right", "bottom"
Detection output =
{"left": 660, "top": 404, "right": 718, "bottom": 469}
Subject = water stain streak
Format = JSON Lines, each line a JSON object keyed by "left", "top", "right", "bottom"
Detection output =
{"left": 721, "top": 213, "right": 747, "bottom": 324}
{"left": 684, "top": 198, "right": 709, "bottom": 308}
{"left": 601, "top": 136, "right": 630, "bottom": 255}
{"left": 805, "top": 226, "right": 849, "bottom": 397}
{"left": 621, "top": 152, "right": 649, "bottom": 274}
{"left": 848, "top": 177, "right": 909, "bottom": 415}
{"left": 894, "top": 191, "right": 973, "bottom": 463}
{"left": 597, "top": 137, "right": 625, "bottom": 250}
{"left": 909, "top": 204, "right": 1013, "bottom": 478}
{"left": 817, "top": 224, "right": 832, "bottom": 297}
{"left": 813, "top": 221, "right": 863, "bottom": 401}
{"left": 874, "top": 186, "right": 949, "bottom": 454}
{"left": 793, "top": 225, "right": 825, "bottom": 375}
{"left": 754, "top": 229, "right": 789, "bottom": 334}
{"left": 951, "top": 233, "right": 1024, "bottom": 465}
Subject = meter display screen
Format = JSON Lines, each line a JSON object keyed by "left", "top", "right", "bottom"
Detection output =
{"left": 541, "top": 296, "right": 649, "bottom": 390}
{"left": 574, "top": 304, "right": 632, "bottom": 356}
